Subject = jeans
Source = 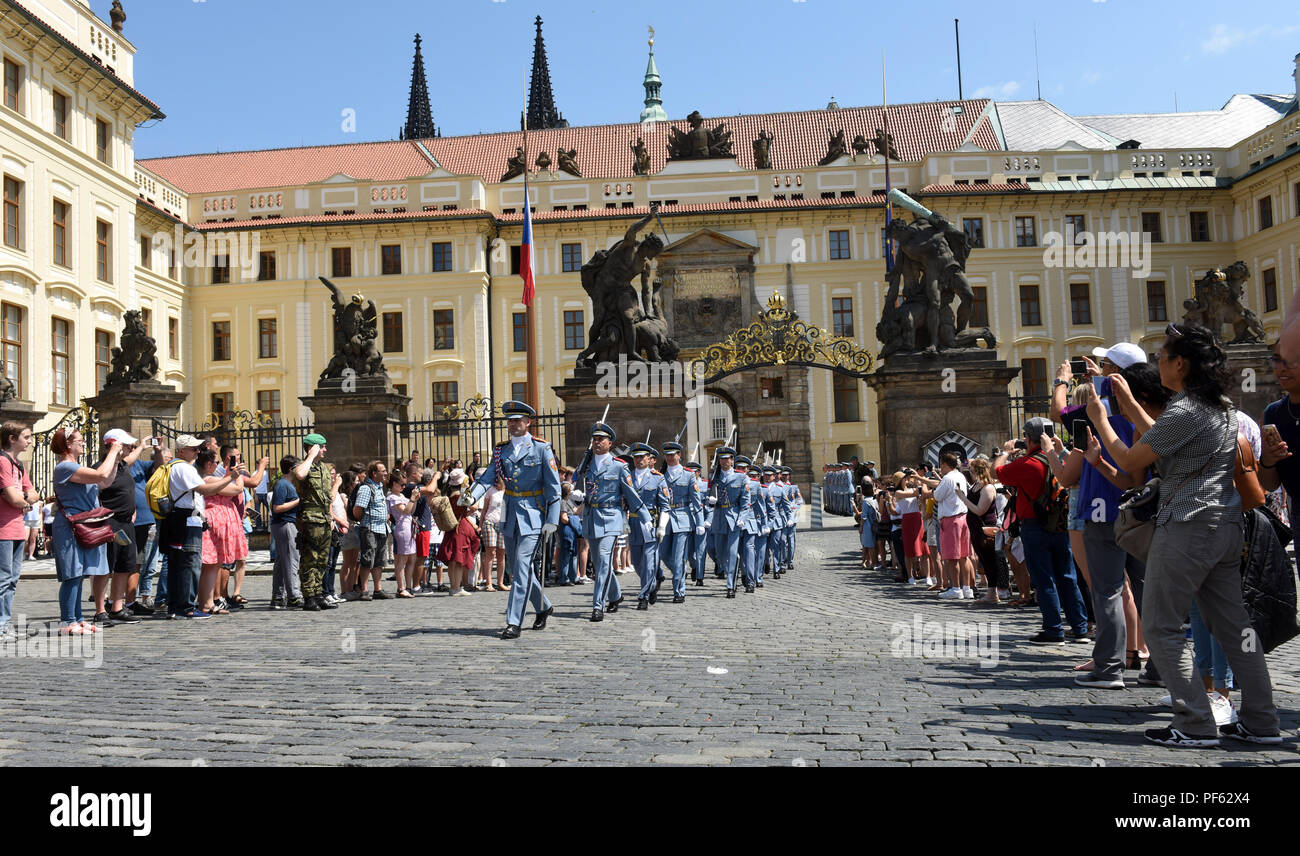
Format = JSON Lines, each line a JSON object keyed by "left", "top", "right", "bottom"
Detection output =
{"left": 135, "top": 523, "right": 160, "bottom": 598}
{"left": 324, "top": 531, "right": 340, "bottom": 596}
{"left": 0, "top": 539, "right": 24, "bottom": 630}
{"left": 557, "top": 527, "right": 578, "bottom": 584}
{"left": 1018, "top": 519, "right": 1089, "bottom": 637}
{"left": 1189, "top": 602, "right": 1233, "bottom": 689}
{"left": 59, "top": 576, "right": 84, "bottom": 626}
{"left": 270, "top": 521, "right": 301, "bottom": 600}
{"left": 165, "top": 517, "right": 203, "bottom": 616}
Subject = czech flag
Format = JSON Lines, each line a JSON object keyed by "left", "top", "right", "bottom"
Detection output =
{"left": 520, "top": 171, "right": 535, "bottom": 307}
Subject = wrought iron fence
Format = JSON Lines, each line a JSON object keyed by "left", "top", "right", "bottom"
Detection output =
{"left": 1008, "top": 395, "right": 1052, "bottom": 439}
{"left": 29, "top": 403, "right": 99, "bottom": 496}
{"left": 393, "top": 395, "right": 568, "bottom": 468}
{"left": 152, "top": 410, "right": 315, "bottom": 533}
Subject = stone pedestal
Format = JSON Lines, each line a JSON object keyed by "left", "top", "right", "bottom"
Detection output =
{"left": 85, "top": 381, "right": 188, "bottom": 441}
{"left": 554, "top": 366, "right": 688, "bottom": 467}
{"left": 0, "top": 400, "right": 47, "bottom": 430}
{"left": 1225, "top": 342, "right": 1279, "bottom": 420}
{"left": 300, "top": 375, "right": 411, "bottom": 466}
{"left": 865, "top": 350, "right": 1020, "bottom": 473}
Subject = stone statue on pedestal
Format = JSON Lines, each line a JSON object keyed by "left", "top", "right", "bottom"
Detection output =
{"left": 103, "top": 309, "right": 159, "bottom": 388}
{"left": 1182, "top": 261, "right": 1266, "bottom": 344}
{"left": 557, "top": 147, "right": 581, "bottom": 177}
{"left": 534, "top": 151, "right": 552, "bottom": 171}
{"left": 851, "top": 134, "right": 871, "bottom": 156}
{"left": 0, "top": 375, "right": 15, "bottom": 404}
{"left": 502, "top": 146, "right": 527, "bottom": 182}
{"left": 109, "top": 0, "right": 125, "bottom": 33}
{"left": 752, "top": 130, "right": 774, "bottom": 170}
{"left": 319, "top": 277, "right": 384, "bottom": 381}
{"left": 667, "top": 111, "right": 734, "bottom": 160}
{"left": 631, "top": 137, "right": 651, "bottom": 175}
{"left": 819, "top": 129, "right": 848, "bottom": 165}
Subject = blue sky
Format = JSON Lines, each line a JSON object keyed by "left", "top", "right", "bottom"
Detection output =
{"left": 122, "top": 0, "right": 1299, "bottom": 159}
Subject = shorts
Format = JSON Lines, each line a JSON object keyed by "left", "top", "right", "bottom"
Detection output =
{"left": 939, "top": 515, "right": 972, "bottom": 559}
{"left": 357, "top": 527, "right": 387, "bottom": 569}
{"left": 417, "top": 529, "right": 431, "bottom": 557}
{"left": 106, "top": 526, "right": 137, "bottom": 574}
{"left": 482, "top": 521, "right": 501, "bottom": 549}
{"left": 924, "top": 516, "right": 939, "bottom": 547}
{"left": 339, "top": 528, "right": 359, "bottom": 551}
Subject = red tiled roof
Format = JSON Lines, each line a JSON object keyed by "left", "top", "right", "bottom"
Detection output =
{"left": 918, "top": 183, "right": 1030, "bottom": 193}
{"left": 6, "top": 0, "right": 163, "bottom": 119}
{"left": 140, "top": 100, "right": 999, "bottom": 193}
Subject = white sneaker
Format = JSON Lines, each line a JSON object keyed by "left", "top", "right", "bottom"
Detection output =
{"left": 455, "top": 589, "right": 473, "bottom": 597}
{"left": 924, "top": 577, "right": 936, "bottom": 587}
{"left": 1209, "top": 692, "right": 1239, "bottom": 726}
{"left": 907, "top": 577, "right": 924, "bottom": 585}
{"left": 938, "top": 587, "right": 964, "bottom": 599}
{"left": 961, "top": 586, "right": 974, "bottom": 599}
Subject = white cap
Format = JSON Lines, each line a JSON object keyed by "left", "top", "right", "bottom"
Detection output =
{"left": 1091, "top": 342, "right": 1146, "bottom": 369}
{"left": 175, "top": 434, "right": 204, "bottom": 448}
{"left": 103, "top": 428, "right": 138, "bottom": 445}
{"left": 448, "top": 468, "right": 466, "bottom": 486}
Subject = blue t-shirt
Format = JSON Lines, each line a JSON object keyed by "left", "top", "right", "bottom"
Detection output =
{"left": 130, "top": 460, "right": 155, "bottom": 526}
{"left": 1063, "top": 386, "right": 1137, "bottom": 524}
{"left": 1263, "top": 397, "right": 1300, "bottom": 504}
{"left": 271, "top": 477, "right": 298, "bottom": 525}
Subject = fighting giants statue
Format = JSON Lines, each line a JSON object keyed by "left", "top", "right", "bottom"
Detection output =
{"left": 319, "top": 277, "right": 385, "bottom": 381}
{"left": 1182, "top": 261, "right": 1266, "bottom": 344}
{"left": 103, "top": 309, "right": 159, "bottom": 388}
{"left": 575, "top": 203, "right": 678, "bottom": 366}
{"left": 876, "top": 190, "right": 994, "bottom": 358}
{"left": 667, "top": 111, "right": 734, "bottom": 160}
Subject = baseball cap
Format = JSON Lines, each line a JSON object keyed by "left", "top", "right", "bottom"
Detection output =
{"left": 175, "top": 434, "right": 204, "bottom": 448}
{"left": 1024, "top": 416, "right": 1055, "bottom": 444}
{"left": 103, "top": 428, "right": 138, "bottom": 445}
{"left": 1090, "top": 342, "right": 1146, "bottom": 370}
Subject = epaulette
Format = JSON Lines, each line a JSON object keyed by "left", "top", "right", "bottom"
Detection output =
{"left": 495, "top": 440, "right": 510, "bottom": 448}
{"left": 532, "top": 436, "right": 548, "bottom": 445}
{"left": 651, "top": 469, "right": 662, "bottom": 476}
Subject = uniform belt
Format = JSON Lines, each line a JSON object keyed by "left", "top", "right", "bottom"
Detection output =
{"left": 586, "top": 501, "right": 615, "bottom": 508}
{"left": 505, "top": 489, "right": 543, "bottom": 498}
{"left": 719, "top": 503, "right": 731, "bottom": 508}
{"left": 670, "top": 503, "right": 689, "bottom": 509}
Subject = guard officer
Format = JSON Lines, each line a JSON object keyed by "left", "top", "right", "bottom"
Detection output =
{"left": 761, "top": 465, "right": 784, "bottom": 581}
{"left": 734, "top": 455, "right": 765, "bottom": 594}
{"left": 708, "top": 447, "right": 749, "bottom": 598}
{"left": 658, "top": 442, "right": 699, "bottom": 603}
{"left": 684, "top": 460, "right": 710, "bottom": 585}
{"left": 294, "top": 433, "right": 337, "bottom": 612}
{"left": 577, "top": 423, "right": 651, "bottom": 621}
{"left": 782, "top": 466, "right": 802, "bottom": 571}
{"left": 463, "top": 401, "right": 562, "bottom": 640}
{"left": 628, "top": 443, "right": 670, "bottom": 609}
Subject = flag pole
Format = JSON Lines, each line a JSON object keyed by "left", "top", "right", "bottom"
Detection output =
{"left": 523, "top": 69, "right": 540, "bottom": 411}
{"left": 882, "top": 50, "right": 894, "bottom": 274}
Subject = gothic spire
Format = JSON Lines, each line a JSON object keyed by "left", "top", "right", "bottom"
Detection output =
{"left": 401, "top": 33, "right": 438, "bottom": 140}
{"left": 640, "top": 26, "right": 667, "bottom": 123}
{"left": 527, "top": 16, "right": 566, "bottom": 130}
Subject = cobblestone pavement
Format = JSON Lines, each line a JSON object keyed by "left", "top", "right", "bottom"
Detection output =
{"left": 2, "top": 520, "right": 1297, "bottom": 767}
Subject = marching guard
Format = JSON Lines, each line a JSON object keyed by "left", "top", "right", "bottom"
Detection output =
{"left": 708, "top": 447, "right": 749, "bottom": 598}
{"left": 734, "top": 455, "right": 765, "bottom": 594}
{"left": 576, "top": 423, "right": 651, "bottom": 622}
{"left": 628, "top": 443, "right": 671, "bottom": 610}
{"left": 657, "top": 442, "right": 701, "bottom": 603}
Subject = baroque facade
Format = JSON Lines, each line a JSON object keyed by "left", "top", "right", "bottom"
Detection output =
{"left": 4, "top": 0, "right": 1300, "bottom": 467}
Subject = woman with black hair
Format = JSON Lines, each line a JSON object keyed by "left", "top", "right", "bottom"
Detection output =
{"left": 1087, "top": 323, "right": 1280, "bottom": 748}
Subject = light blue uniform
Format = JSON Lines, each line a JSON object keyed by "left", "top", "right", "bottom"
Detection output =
{"left": 629, "top": 467, "right": 670, "bottom": 601}
{"left": 772, "top": 481, "right": 793, "bottom": 569}
{"left": 787, "top": 481, "right": 803, "bottom": 569}
{"left": 658, "top": 465, "right": 701, "bottom": 598}
{"left": 579, "top": 456, "right": 651, "bottom": 610}
{"left": 742, "top": 477, "right": 769, "bottom": 585}
{"left": 466, "top": 435, "right": 562, "bottom": 628}
{"left": 709, "top": 468, "right": 750, "bottom": 591}
{"left": 689, "top": 474, "right": 711, "bottom": 581}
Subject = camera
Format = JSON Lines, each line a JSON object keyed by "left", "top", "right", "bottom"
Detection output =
{"left": 1069, "top": 356, "right": 1087, "bottom": 376}
{"left": 995, "top": 486, "right": 1009, "bottom": 495}
{"left": 228, "top": 454, "right": 238, "bottom": 469}
{"left": 1013, "top": 439, "right": 1027, "bottom": 450}
{"left": 150, "top": 437, "right": 159, "bottom": 448}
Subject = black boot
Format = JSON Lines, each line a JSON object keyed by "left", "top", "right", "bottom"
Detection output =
{"left": 499, "top": 624, "right": 521, "bottom": 639}
{"left": 532, "top": 605, "right": 553, "bottom": 630}
{"left": 302, "top": 596, "right": 321, "bottom": 611}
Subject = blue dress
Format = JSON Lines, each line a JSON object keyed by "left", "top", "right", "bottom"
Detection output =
{"left": 52, "top": 460, "right": 109, "bottom": 582}
{"left": 859, "top": 501, "right": 878, "bottom": 549}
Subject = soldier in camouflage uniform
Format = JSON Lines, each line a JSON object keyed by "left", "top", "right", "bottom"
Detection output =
{"left": 294, "top": 433, "right": 337, "bottom": 612}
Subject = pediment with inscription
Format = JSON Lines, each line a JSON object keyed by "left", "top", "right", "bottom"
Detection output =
{"left": 660, "top": 229, "right": 758, "bottom": 262}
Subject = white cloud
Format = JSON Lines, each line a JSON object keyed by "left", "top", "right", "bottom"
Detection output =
{"left": 1201, "top": 23, "right": 1298, "bottom": 54}
{"left": 973, "top": 80, "right": 1021, "bottom": 99}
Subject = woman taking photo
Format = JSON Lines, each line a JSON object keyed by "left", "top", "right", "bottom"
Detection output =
{"left": 959, "top": 458, "right": 1005, "bottom": 604}
{"left": 386, "top": 471, "right": 419, "bottom": 597}
{"left": 50, "top": 429, "right": 122, "bottom": 634}
{"left": 1088, "top": 323, "right": 1280, "bottom": 747}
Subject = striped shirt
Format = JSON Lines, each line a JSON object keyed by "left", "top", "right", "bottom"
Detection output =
{"left": 1140, "top": 392, "right": 1240, "bottom": 525}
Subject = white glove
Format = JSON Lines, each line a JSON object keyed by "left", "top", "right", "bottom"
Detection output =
{"left": 571, "top": 490, "right": 584, "bottom": 503}
{"left": 707, "top": 496, "right": 717, "bottom": 506}
{"left": 763, "top": 527, "right": 771, "bottom": 536}
{"left": 656, "top": 518, "right": 669, "bottom": 540}
{"left": 541, "top": 522, "right": 558, "bottom": 538}
{"left": 640, "top": 522, "right": 655, "bottom": 542}
{"left": 457, "top": 492, "right": 473, "bottom": 507}
{"left": 695, "top": 525, "right": 705, "bottom": 535}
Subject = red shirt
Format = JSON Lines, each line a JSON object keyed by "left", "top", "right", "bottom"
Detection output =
{"left": 996, "top": 453, "right": 1048, "bottom": 522}
{"left": 0, "top": 454, "right": 34, "bottom": 540}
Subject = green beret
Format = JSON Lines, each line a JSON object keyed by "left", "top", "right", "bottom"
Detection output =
{"left": 304, "top": 433, "right": 327, "bottom": 447}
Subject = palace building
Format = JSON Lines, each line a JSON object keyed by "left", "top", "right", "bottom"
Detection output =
{"left": 4, "top": 0, "right": 1300, "bottom": 467}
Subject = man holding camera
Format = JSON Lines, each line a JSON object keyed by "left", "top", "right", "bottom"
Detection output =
{"left": 993, "top": 417, "right": 1090, "bottom": 645}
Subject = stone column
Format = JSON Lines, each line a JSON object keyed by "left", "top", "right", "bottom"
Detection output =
{"left": 1224, "top": 343, "right": 1279, "bottom": 421}
{"left": 555, "top": 365, "right": 688, "bottom": 467}
{"left": 866, "top": 351, "right": 1020, "bottom": 473}
{"left": 299, "top": 375, "right": 411, "bottom": 466}
{"left": 85, "top": 380, "right": 189, "bottom": 441}
{"left": 0, "top": 400, "right": 46, "bottom": 430}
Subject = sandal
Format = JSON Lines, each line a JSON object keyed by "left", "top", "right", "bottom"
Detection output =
{"left": 1009, "top": 597, "right": 1034, "bottom": 607}
{"left": 1073, "top": 659, "right": 1096, "bottom": 672}
{"left": 1126, "top": 650, "right": 1148, "bottom": 670}
{"left": 397, "top": 589, "right": 415, "bottom": 599}
{"left": 231, "top": 595, "right": 249, "bottom": 605}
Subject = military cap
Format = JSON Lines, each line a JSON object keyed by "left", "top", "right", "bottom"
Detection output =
{"left": 684, "top": 461, "right": 702, "bottom": 470}
{"left": 630, "top": 442, "right": 658, "bottom": 458}
{"left": 661, "top": 441, "right": 683, "bottom": 454}
{"left": 734, "top": 455, "right": 752, "bottom": 467}
{"left": 716, "top": 446, "right": 736, "bottom": 459}
{"left": 590, "top": 422, "right": 616, "bottom": 441}
{"left": 762, "top": 466, "right": 777, "bottom": 474}
{"left": 780, "top": 466, "right": 792, "bottom": 474}
{"left": 502, "top": 400, "right": 535, "bottom": 419}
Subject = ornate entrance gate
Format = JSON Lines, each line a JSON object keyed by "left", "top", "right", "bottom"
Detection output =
{"left": 30, "top": 403, "right": 99, "bottom": 495}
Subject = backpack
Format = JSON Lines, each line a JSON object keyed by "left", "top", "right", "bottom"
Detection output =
{"left": 1029, "top": 453, "right": 1070, "bottom": 534}
{"left": 431, "top": 495, "right": 458, "bottom": 533}
{"left": 146, "top": 460, "right": 178, "bottom": 517}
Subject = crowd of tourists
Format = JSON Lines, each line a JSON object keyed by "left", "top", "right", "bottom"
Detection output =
{"left": 848, "top": 325, "right": 1297, "bottom": 749}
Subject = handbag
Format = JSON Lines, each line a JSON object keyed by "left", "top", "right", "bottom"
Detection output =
{"left": 1234, "top": 435, "right": 1266, "bottom": 511}
{"left": 431, "top": 495, "right": 458, "bottom": 533}
{"left": 63, "top": 506, "right": 119, "bottom": 549}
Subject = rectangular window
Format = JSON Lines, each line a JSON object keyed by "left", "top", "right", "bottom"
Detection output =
{"left": 52, "top": 90, "right": 68, "bottom": 139}
{"left": 1069, "top": 282, "right": 1092, "bottom": 324}
{"left": 432, "top": 381, "right": 459, "bottom": 414}
{"left": 212, "top": 321, "right": 231, "bottom": 361}
{"left": 828, "top": 229, "right": 851, "bottom": 260}
{"left": 1, "top": 303, "right": 20, "bottom": 399}
{"left": 1189, "top": 210, "right": 1210, "bottom": 242}
{"left": 257, "top": 318, "right": 277, "bottom": 359}
{"left": 2, "top": 176, "right": 19, "bottom": 249}
{"left": 96, "top": 220, "right": 111, "bottom": 282}
{"left": 95, "top": 119, "right": 110, "bottom": 165}
{"left": 760, "top": 377, "right": 784, "bottom": 400}
{"left": 1021, "top": 358, "right": 1048, "bottom": 399}
{"left": 1258, "top": 196, "right": 1273, "bottom": 230}
{"left": 211, "top": 393, "right": 233, "bottom": 420}
{"left": 511, "top": 382, "right": 528, "bottom": 403}
{"left": 561, "top": 242, "right": 583, "bottom": 272}
{"left": 512, "top": 312, "right": 526, "bottom": 352}
{"left": 1014, "top": 216, "right": 1036, "bottom": 247}
{"left": 832, "top": 374, "right": 860, "bottom": 422}
{"left": 256, "top": 389, "right": 281, "bottom": 423}
{"left": 430, "top": 241, "right": 452, "bottom": 272}
{"left": 3, "top": 59, "right": 20, "bottom": 112}
{"left": 1263, "top": 268, "right": 1278, "bottom": 313}
{"left": 510, "top": 245, "right": 522, "bottom": 275}
{"left": 971, "top": 286, "right": 988, "bottom": 327}
{"left": 168, "top": 317, "right": 179, "bottom": 360}
{"left": 331, "top": 246, "right": 352, "bottom": 277}
{"left": 257, "top": 251, "right": 276, "bottom": 281}
{"left": 94, "top": 329, "right": 112, "bottom": 391}
{"left": 382, "top": 311, "right": 403, "bottom": 352}
{"left": 52, "top": 200, "right": 69, "bottom": 266}
{"left": 1019, "top": 285, "right": 1041, "bottom": 326}
{"left": 563, "top": 310, "right": 584, "bottom": 350}
{"left": 140, "top": 308, "right": 152, "bottom": 340}
{"left": 1146, "top": 281, "right": 1167, "bottom": 322}
{"left": 1141, "top": 211, "right": 1163, "bottom": 242}
{"left": 381, "top": 243, "right": 402, "bottom": 275}
{"left": 1065, "top": 214, "right": 1086, "bottom": 244}
{"left": 433, "top": 309, "right": 454, "bottom": 350}
{"left": 51, "top": 317, "right": 69, "bottom": 406}
{"left": 831, "top": 297, "right": 854, "bottom": 337}
{"left": 211, "top": 253, "right": 230, "bottom": 284}
{"left": 962, "top": 217, "right": 984, "bottom": 248}
{"left": 139, "top": 234, "right": 150, "bottom": 269}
